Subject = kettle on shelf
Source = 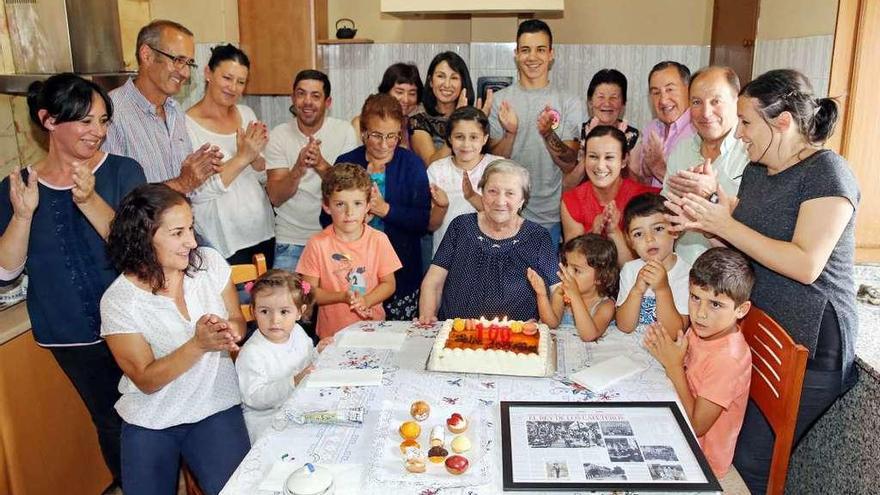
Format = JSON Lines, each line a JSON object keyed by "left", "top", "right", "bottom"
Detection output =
{"left": 335, "top": 18, "right": 357, "bottom": 39}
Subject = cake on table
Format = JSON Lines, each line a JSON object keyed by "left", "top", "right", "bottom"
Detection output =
{"left": 427, "top": 318, "right": 554, "bottom": 377}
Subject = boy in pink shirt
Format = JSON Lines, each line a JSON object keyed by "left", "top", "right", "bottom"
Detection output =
{"left": 297, "top": 163, "right": 402, "bottom": 338}
{"left": 644, "top": 247, "right": 753, "bottom": 478}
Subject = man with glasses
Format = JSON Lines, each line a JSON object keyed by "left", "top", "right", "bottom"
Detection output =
{"left": 265, "top": 70, "right": 357, "bottom": 271}
{"left": 104, "top": 19, "right": 222, "bottom": 195}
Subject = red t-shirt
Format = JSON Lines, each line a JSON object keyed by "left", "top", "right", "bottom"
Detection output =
{"left": 561, "top": 177, "right": 659, "bottom": 232}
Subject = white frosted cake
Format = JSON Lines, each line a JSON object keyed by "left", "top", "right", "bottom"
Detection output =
{"left": 427, "top": 318, "right": 553, "bottom": 377}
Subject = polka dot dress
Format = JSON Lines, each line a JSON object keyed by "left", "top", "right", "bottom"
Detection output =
{"left": 433, "top": 213, "right": 559, "bottom": 321}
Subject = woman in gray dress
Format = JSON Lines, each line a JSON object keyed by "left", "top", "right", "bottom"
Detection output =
{"left": 667, "top": 69, "right": 859, "bottom": 494}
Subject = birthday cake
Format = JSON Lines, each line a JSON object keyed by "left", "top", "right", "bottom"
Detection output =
{"left": 427, "top": 318, "right": 553, "bottom": 377}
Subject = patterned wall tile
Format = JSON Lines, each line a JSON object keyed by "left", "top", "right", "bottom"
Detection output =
{"left": 753, "top": 35, "right": 834, "bottom": 97}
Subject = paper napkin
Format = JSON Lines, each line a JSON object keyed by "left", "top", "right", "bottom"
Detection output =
{"left": 569, "top": 355, "right": 647, "bottom": 392}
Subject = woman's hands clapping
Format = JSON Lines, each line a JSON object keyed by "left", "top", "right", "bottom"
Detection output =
{"left": 235, "top": 121, "right": 269, "bottom": 165}
{"left": 193, "top": 313, "right": 240, "bottom": 353}
{"left": 9, "top": 168, "right": 38, "bottom": 221}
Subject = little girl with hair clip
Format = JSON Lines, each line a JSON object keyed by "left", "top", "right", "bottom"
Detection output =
{"left": 528, "top": 234, "right": 619, "bottom": 342}
{"left": 235, "top": 269, "right": 333, "bottom": 442}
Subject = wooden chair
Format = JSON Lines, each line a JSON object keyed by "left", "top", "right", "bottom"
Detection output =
{"left": 182, "top": 253, "right": 267, "bottom": 495}
{"left": 740, "top": 307, "right": 809, "bottom": 495}
{"left": 231, "top": 252, "right": 268, "bottom": 322}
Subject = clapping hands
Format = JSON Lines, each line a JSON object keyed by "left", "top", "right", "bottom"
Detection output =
{"left": 9, "top": 168, "right": 38, "bottom": 220}
{"left": 194, "top": 313, "right": 240, "bottom": 353}
{"left": 643, "top": 322, "right": 686, "bottom": 369}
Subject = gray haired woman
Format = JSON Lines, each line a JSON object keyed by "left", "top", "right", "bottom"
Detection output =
{"left": 419, "top": 159, "right": 559, "bottom": 321}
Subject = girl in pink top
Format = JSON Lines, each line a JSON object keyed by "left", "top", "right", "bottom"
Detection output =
{"left": 561, "top": 126, "right": 659, "bottom": 265}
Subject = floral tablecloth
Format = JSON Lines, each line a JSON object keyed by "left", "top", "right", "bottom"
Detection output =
{"left": 221, "top": 321, "right": 713, "bottom": 495}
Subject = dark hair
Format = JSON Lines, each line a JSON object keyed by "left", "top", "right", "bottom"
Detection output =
{"left": 359, "top": 92, "right": 404, "bottom": 133}
{"left": 136, "top": 19, "right": 193, "bottom": 65}
{"left": 378, "top": 63, "right": 424, "bottom": 105}
{"left": 321, "top": 162, "right": 373, "bottom": 202}
{"left": 445, "top": 106, "right": 489, "bottom": 148}
{"left": 294, "top": 69, "right": 331, "bottom": 98}
{"left": 562, "top": 234, "right": 619, "bottom": 298}
{"left": 423, "top": 51, "right": 474, "bottom": 116}
{"left": 622, "top": 193, "right": 670, "bottom": 233}
{"left": 107, "top": 184, "right": 202, "bottom": 294}
{"left": 741, "top": 69, "right": 838, "bottom": 145}
{"left": 207, "top": 43, "right": 250, "bottom": 70}
{"left": 587, "top": 69, "right": 628, "bottom": 104}
{"left": 648, "top": 61, "right": 691, "bottom": 87}
{"left": 690, "top": 247, "right": 755, "bottom": 306}
{"left": 517, "top": 19, "right": 553, "bottom": 46}
{"left": 584, "top": 125, "right": 629, "bottom": 159}
{"left": 250, "top": 269, "right": 314, "bottom": 320}
{"left": 689, "top": 65, "right": 740, "bottom": 98}
{"left": 27, "top": 73, "right": 113, "bottom": 131}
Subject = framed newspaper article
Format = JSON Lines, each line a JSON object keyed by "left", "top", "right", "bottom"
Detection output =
{"left": 500, "top": 401, "right": 721, "bottom": 492}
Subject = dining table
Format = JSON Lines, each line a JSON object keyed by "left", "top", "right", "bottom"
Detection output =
{"left": 220, "top": 320, "right": 735, "bottom": 495}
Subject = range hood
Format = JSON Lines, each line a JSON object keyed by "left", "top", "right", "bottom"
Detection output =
{"left": 380, "top": 0, "right": 564, "bottom": 14}
{"left": 0, "top": 0, "right": 133, "bottom": 94}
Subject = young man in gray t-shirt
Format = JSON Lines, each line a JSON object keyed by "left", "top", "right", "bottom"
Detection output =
{"left": 488, "top": 19, "right": 585, "bottom": 246}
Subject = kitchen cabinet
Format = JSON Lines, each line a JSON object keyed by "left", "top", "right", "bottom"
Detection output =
{"left": 238, "top": 0, "right": 328, "bottom": 95}
{"left": 0, "top": 305, "right": 110, "bottom": 495}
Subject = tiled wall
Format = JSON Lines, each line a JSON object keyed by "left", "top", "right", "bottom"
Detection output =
{"left": 229, "top": 42, "right": 710, "bottom": 132}
{"left": 318, "top": 42, "right": 711, "bottom": 132}
{"left": 752, "top": 35, "right": 834, "bottom": 97}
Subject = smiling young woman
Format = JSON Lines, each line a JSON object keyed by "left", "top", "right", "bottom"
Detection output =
{"left": 185, "top": 44, "right": 276, "bottom": 267}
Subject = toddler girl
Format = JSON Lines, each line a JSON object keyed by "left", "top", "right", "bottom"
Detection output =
{"left": 235, "top": 269, "right": 332, "bottom": 442}
{"left": 427, "top": 106, "right": 503, "bottom": 254}
{"left": 529, "top": 234, "right": 619, "bottom": 341}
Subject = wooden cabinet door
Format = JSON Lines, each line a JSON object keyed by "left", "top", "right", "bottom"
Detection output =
{"left": 710, "top": 0, "right": 760, "bottom": 85}
{"left": 238, "top": 0, "right": 327, "bottom": 95}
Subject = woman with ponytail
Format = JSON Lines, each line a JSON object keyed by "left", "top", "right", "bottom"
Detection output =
{"left": 666, "top": 69, "right": 860, "bottom": 493}
{"left": 0, "top": 73, "right": 146, "bottom": 492}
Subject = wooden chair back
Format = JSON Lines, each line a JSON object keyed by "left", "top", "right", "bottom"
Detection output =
{"left": 231, "top": 252, "right": 268, "bottom": 322}
{"left": 740, "top": 307, "right": 809, "bottom": 495}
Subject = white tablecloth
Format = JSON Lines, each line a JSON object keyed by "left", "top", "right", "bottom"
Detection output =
{"left": 221, "top": 321, "right": 716, "bottom": 495}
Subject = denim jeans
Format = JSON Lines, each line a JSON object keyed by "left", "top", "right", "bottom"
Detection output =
{"left": 121, "top": 405, "right": 250, "bottom": 495}
{"left": 273, "top": 242, "right": 306, "bottom": 273}
{"left": 547, "top": 222, "right": 562, "bottom": 260}
{"left": 50, "top": 342, "right": 123, "bottom": 485}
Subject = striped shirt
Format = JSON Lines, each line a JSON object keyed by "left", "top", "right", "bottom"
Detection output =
{"left": 103, "top": 78, "right": 193, "bottom": 183}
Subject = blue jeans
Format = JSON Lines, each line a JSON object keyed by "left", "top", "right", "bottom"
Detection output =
{"left": 121, "top": 405, "right": 250, "bottom": 495}
{"left": 273, "top": 242, "right": 306, "bottom": 273}
{"left": 547, "top": 222, "right": 562, "bottom": 260}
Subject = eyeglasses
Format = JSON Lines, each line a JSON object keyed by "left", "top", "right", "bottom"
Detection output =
{"left": 365, "top": 131, "right": 401, "bottom": 144}
{"left": 149, "top": 46, "right": 198, "bottom": 70}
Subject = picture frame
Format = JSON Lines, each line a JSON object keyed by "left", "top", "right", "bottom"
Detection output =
{"left": 500, "top": 401, "right": 721, "bottom": 492}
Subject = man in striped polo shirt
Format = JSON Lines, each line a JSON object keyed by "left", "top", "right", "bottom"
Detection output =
{"left": 104, "top": 19, "right": 222, "bottom": 195}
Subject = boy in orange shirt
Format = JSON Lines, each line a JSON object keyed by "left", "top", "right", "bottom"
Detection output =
{"left": 644, "top": 247, "right": 753, "bottom": 478}
{"left": 297, "top": 163, "right": 402, "bottom": 338}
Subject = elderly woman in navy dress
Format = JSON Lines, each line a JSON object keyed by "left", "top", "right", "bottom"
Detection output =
{"left": 419, "top": 160, "right": 559, "bottom": 322}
